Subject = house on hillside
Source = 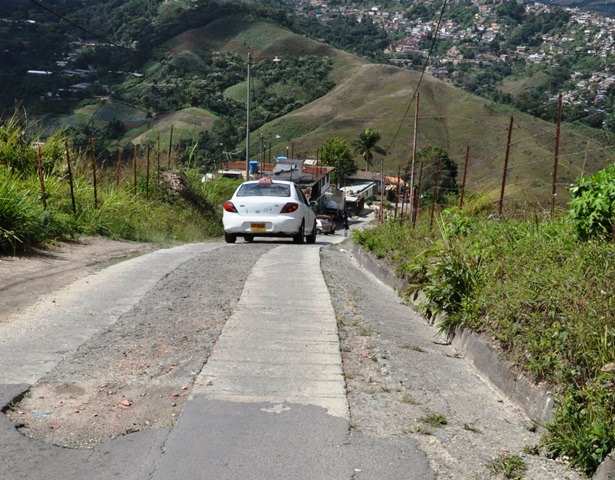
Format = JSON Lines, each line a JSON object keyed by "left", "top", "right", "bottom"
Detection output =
{"left": 346, "top": 170, "right": 383, "bottom": 197}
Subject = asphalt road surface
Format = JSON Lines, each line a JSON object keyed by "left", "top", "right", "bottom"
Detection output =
{"left": 0, "top": 222, "right": 583, "bottom": 479}
{"left": 0, "top": 232, "right": 434, "bottom": 480}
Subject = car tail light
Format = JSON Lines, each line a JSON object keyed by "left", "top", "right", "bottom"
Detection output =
{"left": 223, "top": 201, "right": 238, "bottom": 213}
{"left": 280, "top": 202, "right": 299, "bottom": 213}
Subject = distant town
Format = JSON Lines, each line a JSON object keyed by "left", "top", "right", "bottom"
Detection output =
{"left": 292, "top": 0, "right": 615, "bottom": 110}
{"left": 15, "top": 0, "right": 615, "bottom": 120}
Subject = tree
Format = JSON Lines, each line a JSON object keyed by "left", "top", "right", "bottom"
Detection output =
{"left": 352, "top": 128, "right": 386, "bottom": 171}
{"left": 496, "top": 0, "right": 525, "bottom": 26}
{"left": 414, "top": 147, "right": 458, "bottom": 204}
{"left": 319, "top": 137, "right": 357, "bottom": 187}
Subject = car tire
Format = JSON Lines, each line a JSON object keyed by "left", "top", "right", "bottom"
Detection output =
{"left": 306, "top": 221, "right": 317, "bottom": 244}
{"left": 244, "top": 235, "right": 254, "bottom": 243}
{"left": 224, "top": 232, "right": 237, "bottom": 244}
{"left": 293, "top": 222, "right": 305, "bottom": 244}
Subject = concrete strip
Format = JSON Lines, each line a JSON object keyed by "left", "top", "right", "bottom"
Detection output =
{"left": 191, "top": 244, "right": 349, "bottom": 420}
{"left": 0, "top": 243, "right": 221, "bottom": 385}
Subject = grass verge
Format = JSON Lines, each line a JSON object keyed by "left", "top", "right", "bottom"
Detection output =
{"left": 354, "top": 206, "right": 615, "bottom": 475}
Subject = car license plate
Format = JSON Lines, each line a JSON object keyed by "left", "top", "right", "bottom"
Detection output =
{"left": 250, "top": 223, "right": 266, "bottom": 232}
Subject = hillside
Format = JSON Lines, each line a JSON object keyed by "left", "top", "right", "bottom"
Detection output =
{"left": 5, "top": 3, "right": 614, "bottom": 206}
{"left": 119, "top": 15, "right": 613, "bottom": 205}
{"left": 255, "top": 62, "right": 615, "bottom": 205}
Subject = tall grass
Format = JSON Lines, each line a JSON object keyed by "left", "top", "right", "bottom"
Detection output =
{"left": 354, "top": 207, "right": 615, "bottom": 475}
{"left": 0, "top": 116, "right": 235, "bottom": 253}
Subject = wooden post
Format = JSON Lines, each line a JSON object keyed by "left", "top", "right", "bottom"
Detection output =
{"left": 146, "top": 144, "right": 151, "bottom": 198}
{"left": 551, "top": 93, "right": 562, "bottom": 220}
{"left": 413, "top": 160, "right": 424, "bottom": 228}
{"left": 498, "top": 115, "right": 514, "bottom": 216}
{"left": 36, "top": 143, "right": 47, "bottom": 210}
{"left": 394, "top": 166, "right": 400, "bottom": 220}
{"left": 133, "top": 144, "right": 138, "bottom": 193}
{"left": 430, "top": 156, "right": 442, "bottom": 229}
{"left": 64, "top": 140, "right": 76, "bottom": 215}
{"left": 167, "top": 124, "right": 174, "bottom": 168}
{"left": 460, "top": 145, "right": 470, "bottom": 209}
{"left": 91, "top": 139, "right": 98, "bottom": 209}
{"left": 157, "top": 133, "right": 161, "bottom": 185}
{"left": 116, "top": 146, "right": 122, "bottom": 186}
{"left": 379, "top": 158, "right": 384, "bottom": 224}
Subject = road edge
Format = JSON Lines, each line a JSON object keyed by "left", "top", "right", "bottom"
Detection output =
{"left": 350, "top": 242, "right": 555, "bottom": 423}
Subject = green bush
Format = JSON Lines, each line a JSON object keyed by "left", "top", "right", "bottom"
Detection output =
{"left": 569, "top": 164, "right": 615, "bottom": 240}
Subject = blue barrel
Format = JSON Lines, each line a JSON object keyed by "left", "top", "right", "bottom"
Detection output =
{"left": 249, "top": 161, "right": 259, "bottom": 173}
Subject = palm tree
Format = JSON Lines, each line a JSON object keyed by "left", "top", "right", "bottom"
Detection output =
{"left": 352, "top": 128, "right": 386, "bottom": 171}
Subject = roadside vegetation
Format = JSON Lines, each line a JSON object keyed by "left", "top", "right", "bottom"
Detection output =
{"left": 354, "top": 167, "right": 615, "bottom": 476}
{"left": 0, "top": 115, "right": 239, "bottom": 255}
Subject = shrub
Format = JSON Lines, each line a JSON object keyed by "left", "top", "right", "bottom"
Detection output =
{"left": 568, "top": 164, "right": 615, "bottom": 240}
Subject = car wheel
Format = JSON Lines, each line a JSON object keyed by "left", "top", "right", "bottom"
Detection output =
{"left": 224, "top": 232, "right": 237, "bottom": 244}
{"left": 306, "top": 221, "right": 317, "bottom": 244}
{"left": 293, "top": 222, "right": 305, "bottom": 244}
{"left": 244, "top": 235, "right": 254, "bottom": 243}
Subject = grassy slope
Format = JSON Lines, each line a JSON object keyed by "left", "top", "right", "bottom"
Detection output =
{"left": 127, "top": 107, "right": 218, "bottom": 145}
{"left": 260, "top": 62, "right": 614, "bottom": 204}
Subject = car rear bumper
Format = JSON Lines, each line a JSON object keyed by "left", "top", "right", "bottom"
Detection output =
{"left": 223, "top": 215, "right": 302, "bottom": 236}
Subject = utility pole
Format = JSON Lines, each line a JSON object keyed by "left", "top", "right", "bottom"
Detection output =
{"left": 245, "top": 53, "right": 251, "bottom": 181}
{"left": 498, "top": 115, "right": 514, "bottom": 216}
{"left": 551, "top": 93, "right": 562, "bottom": 220}
{"left": 409, "top": 92, "right": 419, "bottom": 222}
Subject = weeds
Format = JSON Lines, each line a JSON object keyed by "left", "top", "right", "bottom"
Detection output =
{"left": 419, "top": 414, "right": 447, "bottom": 428}
{"left": 486, "top": 454, "right": 526, "bottom": 479}
{"left": 359, "top": 324, "right": 373, "bottom": 336}
{"left": 0, "top": 118, "right": 230, "bottom": 253}
{"left": 407, "top": 424, "right": 432, "bottom": 435}
{"left": 463, "top": 423, "right": 482, "bottom": 434}
{"left": 399, "top": 344, "right": 425, "bottom": 352}
{"left": 400, "top": 391, "right": 418, "bottom": 404}
{"left": 523, "top": 444, "right": 540, "bottom": 455}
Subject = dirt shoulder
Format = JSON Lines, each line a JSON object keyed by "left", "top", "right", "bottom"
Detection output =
{"left": 0, "top": 237, "right": 161, "bottom": 325}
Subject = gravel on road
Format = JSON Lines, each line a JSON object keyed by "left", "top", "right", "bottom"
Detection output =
{"left": 5, "top": 243, "right": 276, "bottom": 448}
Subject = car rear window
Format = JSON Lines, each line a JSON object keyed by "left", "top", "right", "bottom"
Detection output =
{"left": 236, "top": 183, "right": 291, "bottom": 197}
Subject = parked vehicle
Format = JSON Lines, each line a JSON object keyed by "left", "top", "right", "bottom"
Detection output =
{"left": 316, "top": 214, "right": 336, "bottom": 235}
{"left": 316, "top": 218, "right": 332, "bottom": 235}
{"left": 222, "top": 177, "right": 317, "bottom": 244}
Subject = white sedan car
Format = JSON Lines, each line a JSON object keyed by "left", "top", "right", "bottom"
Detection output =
{"left": 222, "top": 177, "right": 317, "bottom": 244}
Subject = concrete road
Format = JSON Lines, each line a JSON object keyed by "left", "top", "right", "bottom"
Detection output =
{"left": 0, "top": 233, "right": 434, "bottom": 479}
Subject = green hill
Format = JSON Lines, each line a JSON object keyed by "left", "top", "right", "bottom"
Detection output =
{"left": 149, "top": 16, "right": 615, "bottom": 205}
{"left": 21, "top": 9, "right": 615, "bottom": 206}
{"left": 254, "top": 63, "right": 614, "bottom": 205}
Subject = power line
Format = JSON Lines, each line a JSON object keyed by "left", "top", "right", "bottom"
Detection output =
{"left": 385, "top": 0, "right": 449, "bottom": 154}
